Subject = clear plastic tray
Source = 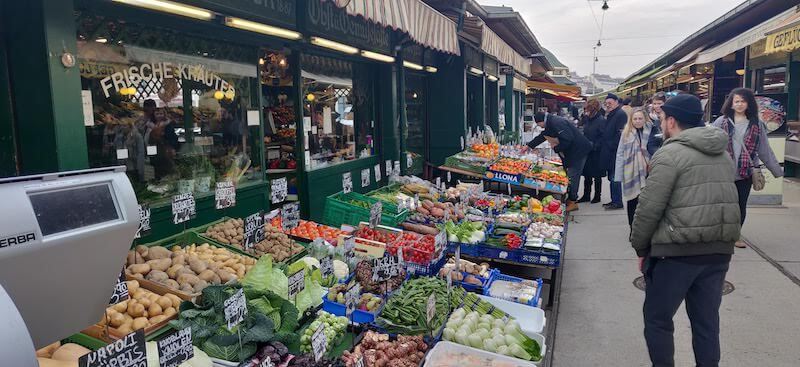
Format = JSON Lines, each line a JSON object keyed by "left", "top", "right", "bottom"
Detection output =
{"left": 478, "top": 294, "right": 546, "bottom": 334}
{"left": 424, "top": 341, "right": 539, "bottom": 367}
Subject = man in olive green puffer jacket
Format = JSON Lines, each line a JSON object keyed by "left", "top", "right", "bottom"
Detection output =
{"left": 630, "top": 94, "right": 740, "bottom": 367}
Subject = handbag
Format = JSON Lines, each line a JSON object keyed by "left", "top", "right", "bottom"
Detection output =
{"left": 752, "top": 166, "right": 766, "bottom": 191}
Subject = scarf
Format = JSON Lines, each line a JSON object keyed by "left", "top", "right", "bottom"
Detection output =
{"left": 723, "top": 117, "right": 760, "bottom": 178}
{"left": 621, "top": 125, "right": 652, "bottom": 201}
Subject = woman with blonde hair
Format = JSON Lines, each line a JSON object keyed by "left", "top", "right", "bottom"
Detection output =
{"left": 614, "top": 107, "right": 654, "bottom": 227}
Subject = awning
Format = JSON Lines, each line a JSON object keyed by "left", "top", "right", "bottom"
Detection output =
{"left": 765, "top": 11, "right": 800, "bottom": 54}
{"left": 696, "top": 7, "right": 798, "bottom": 63}
{"left": 673, "top": 46, "right": 705, "bottom": 67}
{"left": 527, "top": 80, "right": 581, "bottom": 95}
{"left": 539, "top": 89, "right": 581, "bottom": 102}
{"left": 338, "top": 0, "right": 460, "bottom": 55}
{"left": 481, "top": 25, "right": 530, "bottom": 77}
{"left": 626, "top": 65, "right": 664, "bottom": 85}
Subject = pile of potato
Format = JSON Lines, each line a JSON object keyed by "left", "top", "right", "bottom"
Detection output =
{"left": 126, "top": 243, "right": 256, "bottom": 295}
{"left": 98, "top": 280, "right": 181, "bottom": 335}
{"left": 249, "top": 225, "right": 304, "bottom": 262}
{"left": 203, "top": 218, "right": 244, "bottom": 246}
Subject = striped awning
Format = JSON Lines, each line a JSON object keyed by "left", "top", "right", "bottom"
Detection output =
{"left": 481, "top": 25, "right": 529, "bottom": 77}
{"left": 336, "top": 0, "right": 460, "bottom": 55}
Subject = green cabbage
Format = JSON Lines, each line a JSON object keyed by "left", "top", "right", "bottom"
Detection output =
{"left": 242, "top": 255, "right": 288, "bottom": 298}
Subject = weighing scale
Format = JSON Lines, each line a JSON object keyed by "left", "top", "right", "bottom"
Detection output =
{"left": 0, "top": 167, "right": 139, "bottom": 366}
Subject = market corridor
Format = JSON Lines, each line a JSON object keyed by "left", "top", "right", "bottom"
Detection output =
{"left": 551, "top": 180, "right": 800, "bottom": 366}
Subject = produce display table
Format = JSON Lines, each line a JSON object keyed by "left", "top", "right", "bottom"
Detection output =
{"left": 438, "top": 165, "right": 567, "bottom": 196}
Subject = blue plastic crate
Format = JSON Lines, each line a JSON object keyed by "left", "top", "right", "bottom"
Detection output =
{"left": 404, "top": 247, "right": 448, "bottom": 276}
{"left": 475, "top": 244, "right": 561, "bottom": 267}
{"left": 321, "top": 291, "right": 383, "bottom": 324}
{"left": 483, "top": 272, "right": 543, "bottom": 307}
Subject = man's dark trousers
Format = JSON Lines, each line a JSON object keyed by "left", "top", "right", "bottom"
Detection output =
{"left": 643, "top": 256, "right": 731, "bottom": 367}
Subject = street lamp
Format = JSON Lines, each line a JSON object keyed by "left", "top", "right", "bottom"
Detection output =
{"left": 602, "top": 1, "right": 609, "bottom": 11}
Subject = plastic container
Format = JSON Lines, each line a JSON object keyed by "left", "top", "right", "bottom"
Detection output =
{"left": 424, "top": 341, "right": 538, "bottom": 367}
{"left": 477, "top": 295, "right": 546, "bottom": 334}
{"left": 323, "top": 191, "right": 408, "bottom": 228}
{"left": 484, "top": 272, "right": 543, "bottom": 307}
{"left": 321, "top": 291, "right": 383, "bottom": 324}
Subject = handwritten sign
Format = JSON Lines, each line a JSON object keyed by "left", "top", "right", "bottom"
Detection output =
{"left": 224, "top": 289, "right": 247, "bottom": 330}
{"left": 135, "top": 204, "right": 151, "bottom": 239}
{"left": 361, "top": 168, "right": 370, "bottom": 188}
{"left": 215, "top": 181, "right": 236, "bottom": 209}
{"left": 79, "top": 329, "right": 146, "bottom": 367}
{"left": 271, "top": 177, "right": 288, "bottom": 204}
{"left": 172, "top": 193, "right": 196, "bottom": 225}
{"left": 385, "top": 160, "right": 392, "bottom": 177}
{"left": 374, "top": 164, "right": 381, "bottom": 182}
{"left": 369, "top": 201, "right": 382, "bottom": 228}
{"left": 109, "top": 268, "right": 128, "bottom": 305}
{"left": 281, "top": 202, "right": 300, "bottom": 232}
{"left": 345, "top": 283, "right": 361, "bottom": 318}
{"left": 372, "top": 255, "right": 400, "bottom": 282}
{"left": 435, "top": 230, "right": 447, "bottom": 253}
{"left": 426, "top": 294, "right": 436, "bottom": 324}
{"left": 244, "top": 212, "right": 265, "bottom": 249}
{"left": 343, "top": 236, "right": 356, "bottom": 263}
{"left": 157, "top": 328, "right": 193, "bottom": 367}
{"left": 288, "top": 270, "right": 305, "bottom": 299}
{"left": 320, "top": 256, "right": 333, "bottom": 279}
{"left": 260, "top": 356, "right": 275, "bottom": 367}
{"left": 342, "top": 172, "right": 353, "bottom": 194}
{"left": 406, "top": 153, "right": 413, "bottom": 168}
{"left": 393, "top": 161, "right": 401, "bottom": 176}
{"left": 311, "top": 322, "right": 327, "bottom": 361}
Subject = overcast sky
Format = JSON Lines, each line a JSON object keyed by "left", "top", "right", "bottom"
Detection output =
{"left": 480, "top": 0, "right": 744, "bottom": 78}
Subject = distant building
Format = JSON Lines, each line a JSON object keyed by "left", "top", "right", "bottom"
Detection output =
{"left": 570, "top": 71, "right": 623, "bottom": 95}
{"left": 542, "top": 48, "right": 576, "bottom": 87}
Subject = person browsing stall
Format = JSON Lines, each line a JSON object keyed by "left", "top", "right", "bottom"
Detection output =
{"left": 631, "top": 94, "right": 740, "bottom": 367}
{"left": 527, "top": 111, "right": 592, "bottom": 212}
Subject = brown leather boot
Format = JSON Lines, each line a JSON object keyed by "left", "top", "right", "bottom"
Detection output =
{"left": 566, "top": 201, "right": 579, "bottom": 212}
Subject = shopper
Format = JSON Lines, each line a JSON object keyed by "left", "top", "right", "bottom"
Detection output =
{"left": 601, "top": 93, "right": 627, "bottom": 210}
{"left": 647, "top": 92, "right": 667, "bottom": 155}
{"left": 613, "top": 107, "right": 653, "bottom": 227}
{"left": 631, "top": 94, "right": 740, "bottom": 367}
{"left": 528, "top": 111, "right": 592, "bottom": 212}
{"left": 577, "top": 99, "right": 607, "bottom": 203}
{"left": 711, "top": 88, "right": 783, "bottom": 248}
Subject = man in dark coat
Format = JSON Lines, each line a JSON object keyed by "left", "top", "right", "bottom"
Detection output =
{"left": 527, "top": 111, "right": 592, "bottom": 212}
{"left": 577, "top": 100, "right": 607, "bottom": 203}
{"left": 647, "top": 92, "right": 667, "bottom": 155}
{"left": 602, "top": 93, "right": 628, "bottom": 210}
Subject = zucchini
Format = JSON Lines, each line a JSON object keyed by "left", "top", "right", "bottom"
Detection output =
{"left": 495, "top": 221, "right": 522, "bottom": 231}
{"left": 493, "top": 228, "right": 520, "bottom": 236}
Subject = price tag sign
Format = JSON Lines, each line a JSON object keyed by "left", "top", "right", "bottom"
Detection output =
{"left": 224, "top": 289, "right": 247, "bottom": 330}
{"left": 374, "top": 164, "right": 381, "bottom": 182}
{"left": 288, "top": 270, "right": 305, "bottom": 299}
{"left": 244, "top": 212, "right": 265, "bottom": 249}
{"left": 435, "top": 177, "right": 441, "bottom": 190}
{"left": 80, "top": 329, "right": 146, "bottom": 367}
{"left": 344, "top": 236, "right": 356, "bottom": 263}
{"left": 281, "top": 202, "right": 300, "bottom": 232}
{"left": 345, "top": 283, "right": 361, "bottom": 317}
{"left": 435, "top": 231, "right": 447, "bottom": 253}
{"left": 311, "top": 322, "right": 327, "bottom": 362}
{"left": 320, "top": 256, "right": 333, "bottom": 279}
{"left": 172, "top": 193, "right": 196, "bottom": 225}
{"left": 507, "top": 183, "right": 512, "bottom": 195}
{"left": 385, "top": 160, "right": 392, "bottom": 176}
{"left": 260, "top": 356, "right": 275, "bottom": 367}
{"left": 157, "top": 328, "right": 194, "bottom": 367}
{"left": 447, "top": 171, "right": 452, "bottom": 182}
{"left": 271, "top": 177, "right": 288, "bottom": 204}
{"left": 215, "top": 181, "right": 236, "bottom": 209}
{"left": 342, "top": 172, "right": 353, "bottom": 194}
{"left": 109, "top": 268, "right": 129, "bottom": 305}
{"left": 354, "top": 355, "right": 364, "bottom": 367}
{"left": 407, "top": 153, "right": 413, "bottom": 168}
{"left": 369, "top": 201, "right": 382, "bottom": 228}
{"left": 372, "top": 255, "right": 400, "bottom": 282}
{"left": 446, "top": 270, "right": 453, "bottom": 289}
{"left": 454, "top": 245, "right": 461, "bottom": 271}
{"left": 426, "top": 294, "right": 436, "bottom": 325}
{"left": 135, "top": 204, "right": 151, "bottom": 239}
{"left": 393, "top": 161, "right": 401, "bottom": 176}
{"left": 361, "top": 168, "right": 370, "bottom": 188}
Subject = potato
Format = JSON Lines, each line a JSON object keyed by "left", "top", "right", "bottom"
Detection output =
{"left": 126, "top": 280, "right": 140, "bottom": 295}
{"left": 176, "top": 273, "right": 200, "bottom": 286}
{"left": 137, "top": 297, "right": 152, "bottom": 308}
{"left": 164, "top": 294, "right": 182, "bottom": 308}
{"left": 117, "top": 322, "right": 133, "bottom": 334}
{"left": 130, "top": 273, "right": 144, "bottom": 280}
{"left": 134, "top": 252, "right": 145, "bottom": 265}
{"left": 179, "top": 283, "right": 194, "bottom": 293}
{"left": 35, "top": 341, "right": 60, "bottom": 359}
{"left": 132, "top": 317, "right": 149, "bottom": 330}
{"left": 126, "top": 251, "right": 136, "bottom": 267}
{"left": 146, "top": 258, "right": 172, "bottom": 272}
{"left": 187, "top": 258, "right": 207, "bottom": 274}
{"left": 148, "top": 302, "right": 163, "bottom": 317}
{"left": 156, "top": 296, "right": 172, "bottom": 309}
{"left": 112, "top": 301, "right": 128, "bottom": 313}
{"left": 145, "top": 270, "right": 169, "bottom": 282}
{"left": 163, "top": 279, "right": 180, "bottom": 290}
{"left": 127, "top": 264, "right": 151, "bottom": 275}
{"left": 216, "top": 269, "right": 236, "bottom": 283}
{"left": 197, "top": 270, "right": 216, "bottom": 282}
{"left": 109, "top": 312, "right": 126, "bottom": 327}
{"left": 127, "top": 302, "right": 145, "bottom": 318}
{"left": 171, "top": 254, "right": 186, "bottom": 266}
{"left": 146, "top": 246, "right": 171, "bottom": 260}
{"left": 163, "top": 307, "right": 177, "bottom": 317}
{"left": 149, "top": 315, "right": 168, "bottom": 325}
{"left": 135, "top": 245, "right": 149, "bottom": 257}
{"left": 175, "top": 267, "right": 195, "bottom": 278}
{"left": 193, "top": 279, "right": 209, "bottom": 293}
{"left": 166, "top": 264, "right": 184, "bottom": 278}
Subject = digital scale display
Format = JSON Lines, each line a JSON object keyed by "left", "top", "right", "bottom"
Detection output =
{"left": 28, "top": 183, "right": 121, "bottom": 236}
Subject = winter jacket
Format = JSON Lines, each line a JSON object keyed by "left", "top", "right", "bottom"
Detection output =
{"left": 710, "top": 116, "right": 783, "bottom": 181}
{"left": 630, "top": 126, "right": 741, "bottom": 258}
{"left": 647, "top": 119, "right": 663, "bottom": 156}
{"left": 580, "top": 113, "right": 607, "bottom": 177}
{"left": 600, "top": 106, "right": 628, "bottom": 174}
{"left": 528, "top": 114, "right": 592, "bottom": 168}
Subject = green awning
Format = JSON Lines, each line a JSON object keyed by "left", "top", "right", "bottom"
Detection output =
{"left": 626, "top": 65, "right": 665, "bottom": 85}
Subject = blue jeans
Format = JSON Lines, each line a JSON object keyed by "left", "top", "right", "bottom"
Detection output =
{"left": 607, "top": 163, "right": 622, "bottom": 205}
{"left": 566, "top": 155, "right": 587, "bottom": 202}
{"left": 643, "top": 256, "right": 730, "bottom": 367}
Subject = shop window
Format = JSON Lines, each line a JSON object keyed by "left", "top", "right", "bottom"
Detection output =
{"left": 261, "top": 48, "right": 297, "bottom": 171}
{"left": 301, "top": 55, "right": 374, "bottom": 171}
{"left": 405, "top": 73, "right": 427, "bottom": 174}
{"left": 755, "top": 66, "right": 786, "bottom": 94}
{"left": 77, "top": 14, "right": 261, "bottom": 205}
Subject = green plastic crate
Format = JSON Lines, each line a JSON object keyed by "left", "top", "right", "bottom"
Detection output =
{"left": 366, "top": 183, "right": 403, "bottom": 205}
{"left": 323, "top": 192, "right": 408, "bottom": 228}
{"left": 62, "top": 333, "right": 107, "bottom": 350}
{"left": 194, "top": 217, "right": 308, "bottom": 264}
{"left": 444, "top": 155, "right": 487, "bottom": 174}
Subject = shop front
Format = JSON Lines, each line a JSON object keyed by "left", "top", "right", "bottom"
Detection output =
{"left": 401, "top": 44, "right": 439, "bottom": 176}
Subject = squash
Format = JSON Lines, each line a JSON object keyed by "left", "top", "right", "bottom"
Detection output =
{"left": 37, "top": 357, "right": 78, "bottom": 367}
{"left": 50, "top": 343, "right": 90, "bottom": 362}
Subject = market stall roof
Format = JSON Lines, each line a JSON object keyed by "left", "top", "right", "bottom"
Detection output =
{"left": 695, "top": 7, "right": 798, "bottom": 64}
{"left": 338, "top": 0, "right": 460, "bottom": 55}
{"left": 625, "top": 65, "right": 665, "bottom": 85}
{"left": 481, "top": 24, "right": 530, "bottom": 77}
{"left": 481, "top": 5, "right": 551, "bottom": 71}
{"left": 765, "top": 10, "right": 800, "bottom": 54}
{"left": 527, "top": 80, "right": 581, "bottom": 95}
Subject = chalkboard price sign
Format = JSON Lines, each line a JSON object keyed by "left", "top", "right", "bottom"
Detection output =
{"left": 371, "top": 255, "right": 400, "bottom": 282}
{"left": 135, "top": 204, "right": 151, "bottom": 239}
{"left": 288, "top": 270, "right": 305, "bottom": 299}
{"left": 215, "top": 181, "right": 236, "bottom": 209}
{"left": 281, "top": 202, "right": 300, "bottom": 232}
{"left": 109, "top": 268, "right": 129, "bottom": 305}
{"left": 271, "top": 177, "right": 288, "bottom": 204}
{"left": 156, "top": 328, "right": 194, "bottom": 367}
{"left": 224, "top": 289, "right": 247, "bottom": 330}
{"left": 244, "top": 212, "right": 265, "bottom": 249}
{"left": 172, "top": 193, "right": 196, "bottom": 225}
{"left": 79, "top": 329, "right": 146, "bottom": 367}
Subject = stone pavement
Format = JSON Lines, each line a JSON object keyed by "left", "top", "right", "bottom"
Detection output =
{"left": 551, "top": 179, "right": 800, "bottom": 366}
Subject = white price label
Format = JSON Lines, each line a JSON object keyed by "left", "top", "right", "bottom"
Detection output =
{"left": 320, "top": 256, "right": 333, "bottom": 279}
{"left": 407, "top": 153, "right": 413, "bottom": 168}
{"left": 369, "top": 201, "right": 382, "bottom": 228}
{"left": 393, "top": 161, "right": 401, "bottom": 176}
{"left": 311, "top": 323, "right": 327, "bottom": 362}
{"left": 426, "top": 294, "right": 436, "bottom": 325}
{"left": 435, "top": 177, "right": 441, "bottom": 189}
{"left": 288, "top": 270, "right": 305, "bottom": 299}
{"left": 171, "top": 193, "right": 196, "bottom": 225}
{"left": 460, "top": 136, "right": 465, "bottom": 150}
{"left": 374, "top": 164, "right": 381, "bottom": 182}
{"left": 214, "top": 181, "right": 236, "bottom": 210}
{"left": 361, "top": 168, "right": 370, "bottom": 188}
{"left": 260, "top": 356, "right": 274, "bottom": 367}
{"left": 447, "top": 171, "right": 452, "bottom": 182}
{"left": 342, "top": 172, "right": 353, "bottom": 193}
{"left": 385, "top": 160, "right": 392, "bottom": 176}
{"left": 157, "top": 327, "right": 194, "bottom": 367}
{"left": 271, "top": 177, "right": 288, "bottom": 204}
{"left": 345, "top": 283, "right": 361, "bottom": 317}
{"left": 224, "top": 289, "right": 247, "bottom": 330}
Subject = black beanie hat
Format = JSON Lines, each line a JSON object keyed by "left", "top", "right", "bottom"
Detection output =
{"left": 606, "top": 93, "right": 619, "bottom": 101}
{"left": 661, "top": 94, "right": 704, "bottom": 127}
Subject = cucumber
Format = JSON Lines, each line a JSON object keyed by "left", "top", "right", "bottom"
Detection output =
{"left": 495, "top": 221, "right": 522, "bottom": 231}
{"left": 493, "top": 228, "right": 520, "bottom": 236}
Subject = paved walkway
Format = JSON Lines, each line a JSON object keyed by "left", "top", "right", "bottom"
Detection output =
{"left": 551, "top": 179, "right": 800, "bottom": 366}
